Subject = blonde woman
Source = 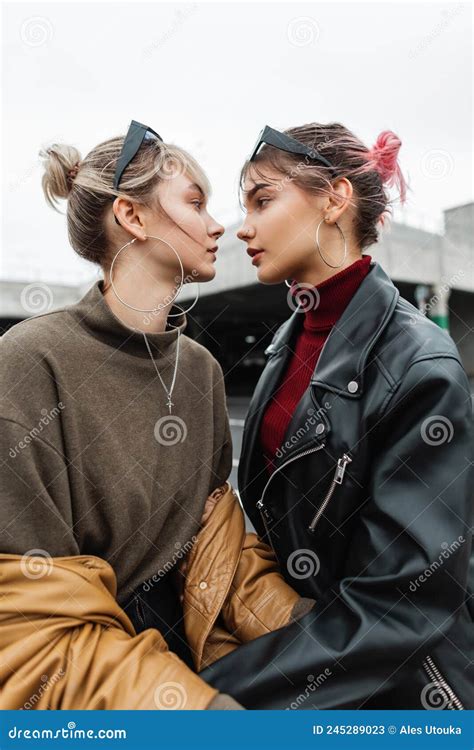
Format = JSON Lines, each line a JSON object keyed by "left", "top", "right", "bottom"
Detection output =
{"left": 0, "top": 121, "right": 314, "bottom": 710}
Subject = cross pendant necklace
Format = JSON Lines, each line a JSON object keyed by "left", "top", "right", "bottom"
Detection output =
{"left": 142, "top": 329, "right": 181, "bottom": 415}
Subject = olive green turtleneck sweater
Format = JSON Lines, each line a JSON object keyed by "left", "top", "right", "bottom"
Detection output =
{"left": 0, "top": 279, "right": 232, "bottom": 606}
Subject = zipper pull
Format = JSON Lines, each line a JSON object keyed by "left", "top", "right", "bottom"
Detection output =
{"left": 257, "top": 499, "right": 274, "bottom": 523}
{"left": 308, "top": 453, "right": 352, "bottom": 533}
{"left": 334, "top": 453, "right": 352, "bottom": 484}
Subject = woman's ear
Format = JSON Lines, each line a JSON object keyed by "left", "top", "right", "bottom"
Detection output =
{"left": 112, "top": 197, "right": 146, "bottom": 239}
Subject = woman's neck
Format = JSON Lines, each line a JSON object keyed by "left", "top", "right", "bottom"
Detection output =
{"left": 293, "top": 250, "right": 363, "bottom": 287}
{"left": 102, "top": 265, "right": 179, "bottom": 334}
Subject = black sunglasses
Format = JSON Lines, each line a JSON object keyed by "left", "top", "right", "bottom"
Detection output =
{"left": 113, "top": 119, "right": 163, "bottom": 191}
{"left": 112, "top": 119, "right": 163, "bottom": 225}
{"left": 249, "top": 125, "right": 338, "bottom": 178}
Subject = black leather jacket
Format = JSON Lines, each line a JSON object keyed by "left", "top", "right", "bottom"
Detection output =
{"left": 201, "top": 261, "right": 473, "bottom": 709}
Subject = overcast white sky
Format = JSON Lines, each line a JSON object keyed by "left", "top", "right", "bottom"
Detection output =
{"left": 2, "top": 0, "right": 472, "bottom": 285}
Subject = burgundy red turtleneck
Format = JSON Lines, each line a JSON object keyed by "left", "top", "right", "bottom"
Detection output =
{"left": 260, "top": 255, "right": 372, "bottom": 473}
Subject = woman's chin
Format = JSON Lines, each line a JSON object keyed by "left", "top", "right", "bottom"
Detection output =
{"left": 197, "top": 262, "right": 217, "bottom": 282}
{"left": 256, "top": 263, "right": 285, "bottom": 285}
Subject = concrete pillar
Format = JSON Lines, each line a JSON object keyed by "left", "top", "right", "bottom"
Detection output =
{"left": 428, "top": 283, "right": 451, "bottom": 331}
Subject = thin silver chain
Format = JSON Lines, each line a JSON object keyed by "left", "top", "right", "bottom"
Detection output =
{"left": 142, "top": 329, "right": 181, "bottom": 414}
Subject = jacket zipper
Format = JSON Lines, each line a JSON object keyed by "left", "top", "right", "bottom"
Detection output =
{"left": 422, "top": 654, "right": 465, "bottom": 710}
{"left": 308, "top": 453, "right": 352, "bottom": 533}
{"left": 256, "top": 442, "right": 326, "bottom": 554}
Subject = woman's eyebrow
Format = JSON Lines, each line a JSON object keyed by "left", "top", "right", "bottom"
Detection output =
{"left": 244, "top": 182, "right": 272, "bottom": 204}
{"left": 187, "top": 182, "right": 205, "bottom": 197}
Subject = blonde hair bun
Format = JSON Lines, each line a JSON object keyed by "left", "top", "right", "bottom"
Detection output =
{"left": 40, "top": 143, "right": 82, "bottom": 208}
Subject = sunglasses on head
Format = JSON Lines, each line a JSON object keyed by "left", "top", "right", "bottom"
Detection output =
{"left": 113, "top": 120, "right": 163, "bottom": 191}
{"left": 249, "top": 125, "right": 338, "bottom": 178}
{"left": 112, "top": 119, "right": 163, "bottom": 225}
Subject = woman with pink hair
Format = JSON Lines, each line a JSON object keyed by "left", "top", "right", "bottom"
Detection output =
{"left": 200, "top": 122, "right": 473, "bottom": 710}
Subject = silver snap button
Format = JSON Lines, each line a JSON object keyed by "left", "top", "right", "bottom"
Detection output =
{"left": 199, "top": 581, "right": 208, "bottom": 590}
{"left": 315, "top": 423, "right": 325, "bottom": 435}
{"left": 347, "top": 381, "right": 358, "bottom": 393}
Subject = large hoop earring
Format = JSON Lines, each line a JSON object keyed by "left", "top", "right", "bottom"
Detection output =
{"left": 315, "top": 218, "right": 347, "bottom": 269}
{"left": 167, "top": 284, "right": 200, "bottom": 317}
{"left": 109, "top": 234, "right": 184, "bottom": 313}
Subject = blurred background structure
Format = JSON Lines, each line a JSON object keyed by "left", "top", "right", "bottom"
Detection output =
{"left": 2, "top": 2, "right": 473, "bottom": 488}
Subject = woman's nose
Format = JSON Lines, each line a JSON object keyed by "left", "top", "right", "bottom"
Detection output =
{"left": 237, "top": 223, "right": 254, "bottom": 241}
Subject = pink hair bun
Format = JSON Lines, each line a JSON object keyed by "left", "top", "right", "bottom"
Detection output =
{"left": 369, "top": 130, "right": 407, "bottom": 204}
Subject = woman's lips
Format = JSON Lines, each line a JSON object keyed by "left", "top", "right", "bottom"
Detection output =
{"left": 247, "top": 248, "right": 265, "bottom": 266}
{"left": 250, "top": 251, "right": 264, "bottom": 266}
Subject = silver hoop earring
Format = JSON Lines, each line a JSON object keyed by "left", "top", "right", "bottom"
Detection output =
{"left": 167, "top": 283, "right": 200, "bottom": 317}
{"left": 109, "top": 234, "right": 184, "bottom": 313}
{"left": 284, "top": 279, "right": 293, "bottom": 288}
{"left": 315, "top": 219, "right": 347, "bottom": 269}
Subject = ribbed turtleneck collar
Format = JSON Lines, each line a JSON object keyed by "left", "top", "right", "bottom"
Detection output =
{"left": 293, "top": 254, "right": 372, "bottom": 332}
{"left": 67, "top": 279, "right": 187, "bottom": 358}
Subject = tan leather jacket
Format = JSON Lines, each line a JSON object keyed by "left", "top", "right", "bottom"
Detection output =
{"left": 0, "top": 483, "right": 312, "bottom": 710}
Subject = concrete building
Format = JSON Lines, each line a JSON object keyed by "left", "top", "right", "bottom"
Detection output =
{"left": 1, "top": 202, "right": 473, "bottom": 393}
